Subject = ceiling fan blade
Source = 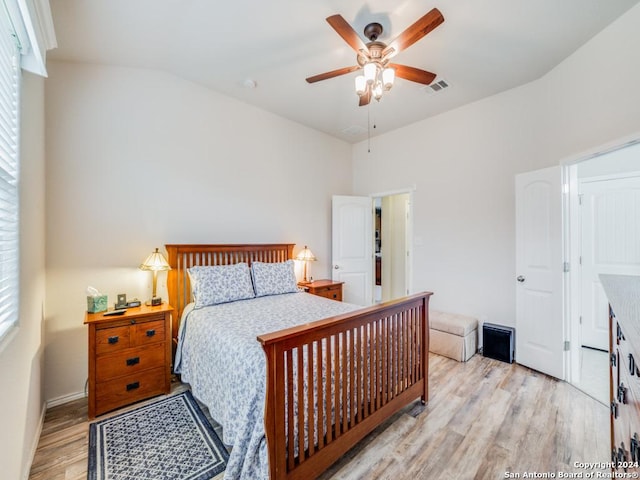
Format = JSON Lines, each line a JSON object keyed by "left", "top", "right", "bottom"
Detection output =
{"left": 358, "top": 88, "right": 371, "bottom": 107}
{"left": 382, "top": 8, "right": 444, "bottom": 58}
{"left": 326, "top": 14, "right": 368, "bottom": 53}
{"left": 389, "top": 64, "right": 437, "bottom": 85}
{"left": 306, "top": 65, "right": 361, "bottom": 83}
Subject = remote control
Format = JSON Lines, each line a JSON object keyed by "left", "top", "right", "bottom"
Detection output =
{"left": 103, "top": 309, "right": 127, "bottom": 316}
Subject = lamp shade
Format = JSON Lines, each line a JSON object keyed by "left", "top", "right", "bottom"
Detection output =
{"left": 295, "top": 246, "right": 317, "bottom": 262}
{"left": 140, "top": 248, "right": 171, "bottom": 272}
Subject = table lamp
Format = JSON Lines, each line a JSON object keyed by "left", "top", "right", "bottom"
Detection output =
{"left": 140, "top": 248, "right": 171, "bottom": 306}
{"left": 295, "top": 245, "right": 317, "bottom": 284}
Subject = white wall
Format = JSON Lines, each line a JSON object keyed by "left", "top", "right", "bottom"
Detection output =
{"left": 44, "top": 62, "right": 352, "bottom": 402}
{"left": 0, "top": 72, "right": 47, "bottom": 479}
{"left": 352, "top": 3, "right": 640, "bottom": 328}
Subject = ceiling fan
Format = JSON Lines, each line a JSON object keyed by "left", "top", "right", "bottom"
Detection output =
{"left": 306, "top": 8, "right": 444, "bottom": 106}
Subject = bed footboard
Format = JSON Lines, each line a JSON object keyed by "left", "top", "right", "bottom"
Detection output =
{"left": 258, "top": 292, "right": 432, "bottom": 480}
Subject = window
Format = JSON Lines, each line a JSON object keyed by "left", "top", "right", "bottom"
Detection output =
{"left": 0, "top": 6, "right": 20, "bottom": 342}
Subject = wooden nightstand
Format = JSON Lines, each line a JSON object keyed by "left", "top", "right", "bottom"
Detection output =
{"left": 300, "top": 279, "right": 344, "bottom": 302}
{"left": 84, "top": 303, "right": 173, "bottom": 419}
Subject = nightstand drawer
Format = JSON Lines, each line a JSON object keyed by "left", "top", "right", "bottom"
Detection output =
{"left": 302, "top": 280, "right": 344, "bottom": 302}
{"left": 132, "top": 319, "right": 166, "bottom": 346}
{"left": 96, "top": 367, "right": 166, "bottom": 415}
{"left": 95, "top": 343, "right": 166, "bottom": 382}
{"left": 95, "top": 325, "right": 131, "bottom": 354}
{"left": 316, "top": 285, "right": 342, "bottom": 301}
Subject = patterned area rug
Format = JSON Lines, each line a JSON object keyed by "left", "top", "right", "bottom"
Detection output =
{"left": 88, "top": 391, "right": 229, "bottom": 480}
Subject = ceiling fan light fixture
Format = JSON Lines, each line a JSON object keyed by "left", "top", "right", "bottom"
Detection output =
{"left": 364, "top": 62, "right": 377, "bottom": 85}
{"left": 355, "top": 75, "right": 366, "bottom": 96}
{"left": 307, "top": 9, "right": 445, "bottom": 107}
{"left": 382, "top": 67, "right": 395, "bottom": 90}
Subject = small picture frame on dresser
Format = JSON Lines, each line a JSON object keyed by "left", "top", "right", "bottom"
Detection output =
{"left": 115, "top": 293, "right": 127, "bottom": 309}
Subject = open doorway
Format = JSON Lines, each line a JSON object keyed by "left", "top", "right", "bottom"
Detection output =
{"left": 372, "top": 192, "right": 412, "bottom": 303}
{"left": 566, "top": 141, "right": 640, "bottom": 404}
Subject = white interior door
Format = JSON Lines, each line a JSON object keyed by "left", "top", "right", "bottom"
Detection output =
{"left": 580, "top": 174, "right": 640, "bottom": 350}
{"left": 332, "top": 195, "right": 373, "bottom": 306}
{"left": 515, "top": 166, "right": 564, "bottom": 379}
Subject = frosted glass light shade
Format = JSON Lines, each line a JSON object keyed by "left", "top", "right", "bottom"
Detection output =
{"left": 355, "top": 75, "right": 366, "bottom": 96}
{"left": 382, "top": 67, "right": 395, "bottom": 90}
{"left": 373, "top": 82, "right": 383, "bottom": 101}
{"left": 363, "top": 62, "right": 377, "bottom": 85}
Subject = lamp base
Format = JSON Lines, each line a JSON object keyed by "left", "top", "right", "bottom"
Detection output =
{"left": 146, "top": 297, "right": 162, "bottom": 306}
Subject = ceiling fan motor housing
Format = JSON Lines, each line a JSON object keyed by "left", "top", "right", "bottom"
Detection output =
{"left": 364, "top": 22, "right": 384, "bottom": 41}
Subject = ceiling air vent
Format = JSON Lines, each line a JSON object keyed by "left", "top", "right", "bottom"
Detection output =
{"left": 423, "top": 78, "right": 450, "bottom": 95}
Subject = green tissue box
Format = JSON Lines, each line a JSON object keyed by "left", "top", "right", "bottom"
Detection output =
{"left": 87, "top": 295, "right": 108, "bottom": 313}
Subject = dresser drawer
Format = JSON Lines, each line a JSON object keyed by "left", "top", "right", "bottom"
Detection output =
{"left": 132, "top": 319, "right": 166, "bottom": 346}
{"left": 95, "top": 325, "right": 131, "bottom": 354}
{"left": 96, "top": 366, "right": 167, "bottom": 416}
{"left": 614, "top": 364, "right": 640, "bottom": 471}
{"left": 95, "top": 343, "right": 166, "bottom": 382}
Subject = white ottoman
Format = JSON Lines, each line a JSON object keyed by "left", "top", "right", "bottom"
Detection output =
{"left": 429, "top": 310, "right": 478, "bottom": 362}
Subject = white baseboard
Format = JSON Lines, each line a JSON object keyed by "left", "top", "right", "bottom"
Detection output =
{"left": 22, "top": 401, "right": 47, "bottom": 480}
{"left": 22, "top": 392, "right": 86, "bottom": 478}
{"left": 46, "top": 390, "right": 86, "bottom": 409}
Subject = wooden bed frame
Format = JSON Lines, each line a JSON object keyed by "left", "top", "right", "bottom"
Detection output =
{"left": 166, "top": 244, "right": 432, "bottom": 480}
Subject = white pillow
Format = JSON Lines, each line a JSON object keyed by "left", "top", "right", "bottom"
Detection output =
{"left": 251, "top": 260, "right": 298, "bottom": 297}
{"left": 188, "top": 263, "right": 255, "bottom": 308}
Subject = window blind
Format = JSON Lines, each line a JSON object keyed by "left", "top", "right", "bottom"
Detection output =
{"left": 0, "top": 7, "right": 20, "bottom": 342}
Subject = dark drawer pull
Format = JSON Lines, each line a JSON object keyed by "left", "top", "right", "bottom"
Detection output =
{"left": 612, "top": 401, "right": 619, "bottom": 419}
{"left": 618, "top": 383, "right": 628, "bottom": 404}
{"left": 618, "top": 443, "right": 628, "bottom": 471}
{"left": 332, "top": 294, "right": 337, "bottom": 299}
{"left": 631, "top": 433, "right": 639, "bottom": 463}
{"left": 611, "top": 352, "right": 617, "bottom": 367}
{"left": 108, "top": 336, "right": 119, "bottom": 344}
{"left": 146, "top": 329, "right": 156, "bottom": 337}
{"left": 126, "top": 357, "right": 140, "bottom": 366}
{"left": 630, "top": 353, "right": 636, "bottom": 375}
{"left": 126, "top": 382, "right": 140, "bottom": 391}
{"left": 618, "top": 323, "right": 625, "bottom": 343}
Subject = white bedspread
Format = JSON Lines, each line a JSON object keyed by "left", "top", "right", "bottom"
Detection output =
{"left": 174, "top": 292, "right": 360, "bottom": 480}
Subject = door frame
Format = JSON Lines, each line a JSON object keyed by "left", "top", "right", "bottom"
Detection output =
{"left": 561, "top": 134, "right": 640, "bottom": 384}
{"left": 369, "top": 187, "right": 415, "bottom": 299}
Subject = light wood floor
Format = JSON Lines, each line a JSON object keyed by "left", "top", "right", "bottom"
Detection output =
{"left": 29, "top": 353, "right": 609, "bottom": 480}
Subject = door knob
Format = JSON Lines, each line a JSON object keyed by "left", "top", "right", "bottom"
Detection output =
{"left": 517, "top": 276, "right": 525, "bottom": 283}
{"left": 334, "top": 265, "right": 340, "bottom": 269}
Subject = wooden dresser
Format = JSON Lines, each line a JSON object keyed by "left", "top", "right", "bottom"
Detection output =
{"left": 602, "top": 275, "right": 640, "bottom": 474}
{"left": 84, "top": 303, "right": 173, "bottom": 419}
{"left": 300, "top": 279, "right": 343, "bottom": 301}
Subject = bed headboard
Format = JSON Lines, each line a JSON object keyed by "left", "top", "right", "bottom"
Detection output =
{"left": 165, "top": 243, "right": 295, "bottom": 347}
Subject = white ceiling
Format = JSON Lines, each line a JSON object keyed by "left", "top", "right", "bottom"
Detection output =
{"left": 48, "top": 0, "right": 640, "bottom": 143}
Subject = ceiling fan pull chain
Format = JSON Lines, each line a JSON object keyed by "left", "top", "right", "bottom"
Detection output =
{"left": 367, "top": 103, "right": 371, "bottom": 153}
